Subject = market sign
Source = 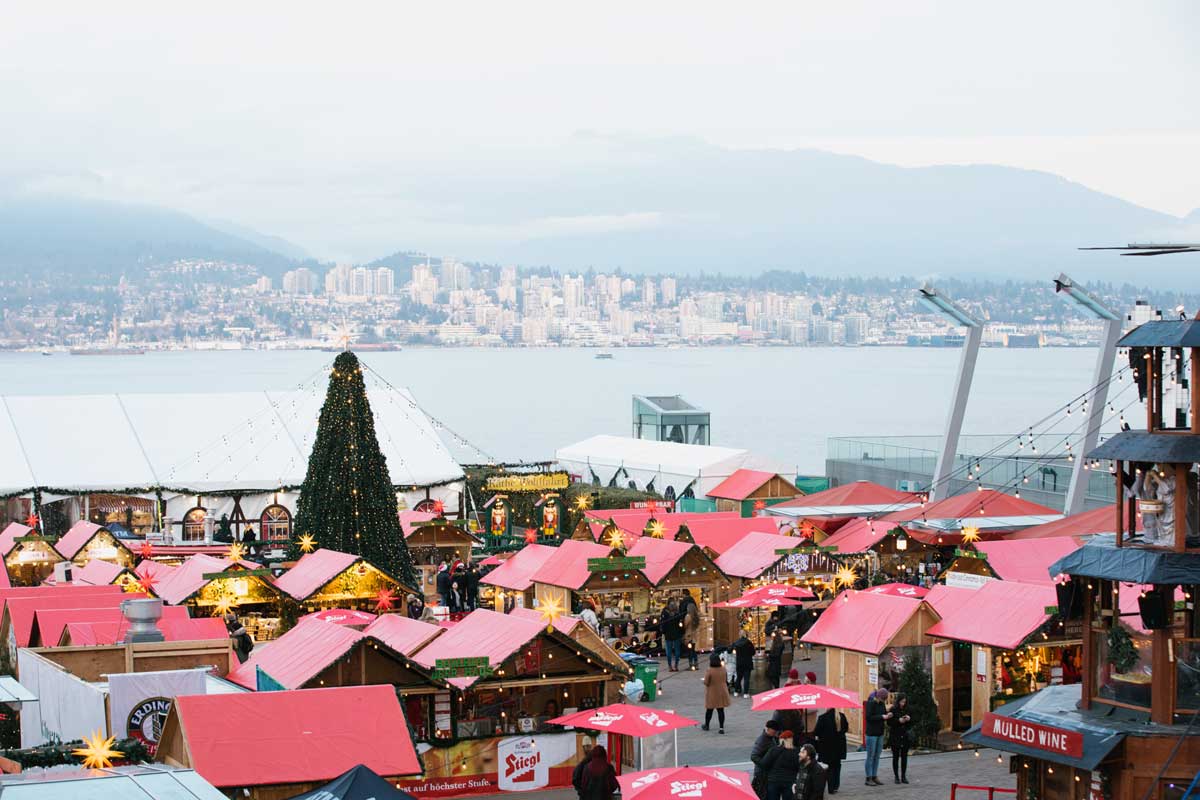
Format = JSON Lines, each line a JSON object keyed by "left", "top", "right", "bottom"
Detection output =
{"left": 13, "top": 535, "right": 58, "bottom": 544}
{"left": 200, "top": 569, "right": 275, "bottom": 580}
{"left": 982, "top": 712, "right": 1083, "bottom": 758}
{"left": 953, "top": 549, "right": 988, "bottom": 560}
{"left": 484, "top": 472, "right": 570, "bottom": 493}
{"left": 432, "top": 657, "right": 494, "bottom": 680}
{"left": 774, "top": 545, "right": 836, "bottom": 555}
{"left": 587, "top": 556, "right": 647, "bottom": 573}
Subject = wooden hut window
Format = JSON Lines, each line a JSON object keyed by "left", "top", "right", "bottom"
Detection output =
{"left": 260, "top": 505, "right": 292, "bottom": 542}
{"left": 182, "top": 507, "right": 207, "bottom": 542}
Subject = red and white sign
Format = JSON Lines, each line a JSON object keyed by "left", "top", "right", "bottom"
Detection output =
{"left": 619, "top": 767, "right": 757, "bottom": 800}
{"left": 982, "top": 712, "right": 1083, "bottom": 758}
{"left": 549, "top": 703, "right": 697, "bottom": 737}
{"left": 751, "top": 685, "right": 860, "bottom": 711}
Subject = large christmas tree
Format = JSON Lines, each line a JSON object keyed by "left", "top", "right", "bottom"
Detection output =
{"left": 290, "top": 351, "right": 416, "bottom": 586}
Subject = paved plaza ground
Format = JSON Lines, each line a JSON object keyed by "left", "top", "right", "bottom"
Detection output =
{"left": 523, "top": 646, "right": 1017, "bottom": 799}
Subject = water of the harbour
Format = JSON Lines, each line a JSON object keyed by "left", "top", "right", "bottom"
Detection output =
{"left": 0, "top": 347, "right": 1107, "bottom": 473}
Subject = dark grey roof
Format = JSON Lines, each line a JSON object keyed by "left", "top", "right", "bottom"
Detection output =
{"left": 0, "top": 766, "right": 225, "bottom": 799}
{"left": 1118, "top": 320, "right": 1200, "bottom": 347}
{"left": 961, "top": 684, "right": 1162, "bottom": 770}
{"left": 1086, "top": 430, "right": 1200, "bottom": 462}
{"left": 1048, "top": 536, "right": 1200, "bottom": 584}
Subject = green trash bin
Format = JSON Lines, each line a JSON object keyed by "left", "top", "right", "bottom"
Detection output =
{"left": 633, "top": 659, "right": 659, "bottom": 701}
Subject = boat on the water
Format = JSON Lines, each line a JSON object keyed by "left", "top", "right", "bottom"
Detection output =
{"left": 594, "top": 352, "right": 614, "bottom": 360}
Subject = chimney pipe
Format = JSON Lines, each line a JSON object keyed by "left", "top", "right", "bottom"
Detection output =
{"left": 121, "top": 598, "right": 165, "bottom": 643}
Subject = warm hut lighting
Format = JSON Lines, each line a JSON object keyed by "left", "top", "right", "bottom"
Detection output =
{"left": 539, "top": 595, "right": 564, "bottom": 632}
{"left": 297, "top": 534, "right": 317, "bottom": 553}
{"left": 647, "top": 520, "right": 665, "bottom": 538}
{"left": 606, "top": 529, "right": 625, "bottom": 549}
{"left": 960, "top": 526, "right": 981, "bottom": 544}
{"left": 894, "top": 528, "right": 908, "bottom": 551}
{"left": 73, "top": 731, "right": 122, "bottom": 770}
{"left": 227, "top": 542, "right": 246, "bottom": 562}
{"left": 835, "top": 566, "right": 857, "bottom": 589}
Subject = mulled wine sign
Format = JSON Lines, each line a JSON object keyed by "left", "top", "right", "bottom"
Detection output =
{"left": 982, "top": 712, "right": 1083, "bottom": 758}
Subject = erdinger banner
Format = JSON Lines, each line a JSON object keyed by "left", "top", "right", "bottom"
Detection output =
{"left": 108, "top": 668, "right": 207, "bottom": 755}
{"left": 400, "top": 732, "right": 593, "bottom": 798}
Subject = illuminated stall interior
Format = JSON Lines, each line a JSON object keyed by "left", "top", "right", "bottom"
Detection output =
{"left": 155, "top": 553, "right": 285, "bottom": 640}
{"left": 54, "top": 521, "right": 136, "bottom": 569}
{"left": 403, "top": 519, "right": 481, "bottom": 604}
{"left": 2, "top": 530, "right": 63, "bottom": 586}
{"left": 273, "top": 548, "right": 414, "bottom": 617}
{"left": 479, "top": 543, "right": 556, "bottom": 612}
{"left": 625, "top": 535, "right": 728, "bottom": 653}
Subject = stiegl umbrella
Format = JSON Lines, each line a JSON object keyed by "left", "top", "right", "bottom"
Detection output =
{"left": 712, "top": 583, "right": 815, "bottom": 608}
{"left": 547, "top": 703, "right": 696, "bottom": 737}
{"left": 751, "top": 684, "right": 860, "bottom": 712}
{"left": 618, "top": 766, "right": 757, "bottom": 800}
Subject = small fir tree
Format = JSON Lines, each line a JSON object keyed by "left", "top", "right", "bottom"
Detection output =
{"left": 897, "top": 651, "right": 941, "bottom": 748}
{"left": 290, "top": 351, "right": 416, "bottom": 586}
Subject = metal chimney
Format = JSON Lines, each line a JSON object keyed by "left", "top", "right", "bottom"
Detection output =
{"left": 121, "top": 598, "right": 165, "bottom": 643}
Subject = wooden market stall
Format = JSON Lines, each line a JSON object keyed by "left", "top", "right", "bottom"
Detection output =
{"left": 154, "top": 553, "right": 285, "bottom": 641}
{"left": 273, "top": 548, "right": 415, "bottom": 616}
{"left": 404, "top": 517, "right": 482, "bottom": 604}
{"left": 65, "top": 557, "right": 144, "bottom": 592}
{"left": 625, "top": 536, "right": 728, "bottom": 653}
{"left": 763, "top": 480, "right": 923, "bottom": 541}
{"left": 479, "top": 543, "right": 557, "bottom": 611}
{"left": 1, "top": 526, "right": 63, "bottom": 586}
{"left": 54, "top": 521, "right": 137, "bottom": 569}
{"left": 801, "top": 589, "right": 945, "bottom": 741}
{"left": 705, "top": 469, "right": 801, "bottom": 517}
{"left": 926, "top": 579, "right": 1079, "bottom": 731}
{"left": 712, "top": 531, "right": 825, "bottom": 646}
{"left": 28, "top": 603, "right": 192, "bottom": 647}
{"left": 3, "top": 586, "right": 134, "bottom": 661}
{"left": 820, "top": 518, "right": 940, "bottom": 583}
{"left": 157, "top": 685, "right": 423, "bottom": 800}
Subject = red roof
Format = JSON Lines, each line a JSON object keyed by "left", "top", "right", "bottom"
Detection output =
{"left": 881, "top": 489, "right": 1056, "bottom": 523}
{"left": 398, "top": 510, "right": 437, "bottom": 535}
{"left": 54, "top": 521, "right": 128, "bottom": 560}
{"left": 529, "top": 539, "right": 615, "bottom": 590}
{"left": 69, "top": 558, "right": 130, "bottom": 587}
{"left": 706, "top": 469, "right": 788, "bottom": 501}
{"left": 584, "top": 510, "right": 742, "bottom": 542}
{"left": 63, "top": 616, "right": 228, "bottom": 647}
{"left": 684, "top": 517, "right": 784, "bottom": 555}
{"left": 974, "top": 538, "right": 1083, "bottom": 584}
{"left": 1007, "top": 505, "right": 1137, "bottom": 541}
{"left": 714, "top": 531, "right": 805, "bottom": 579}
{"left": 772, "top": 481, "right": 916, "bottom": 510}
{"left": 507, "top": 605, "right": 582, "bottom": 635}
{"left": 801, "top": 591, "right": 928, "bottom": 654}
{"left": 864, "top": 583, "right": 929, "bottom": 599}
{"left": 300, "top": 608, "right": 378, "bottom": 627}
{"left": 0, "top": 523, "right": 32, "bottom": 556}
{"left": 0, "top": 583, "right": 123, "bottom": 620}
{"left": 480, "top": 543, "right": 558, "bottom": 591}
{"left": 273, "top": 549, "right": 361, "bottom": 601}
{"left": 926, "top": 580, "right": 1057, "bottom": 650}
{"left": 626, "top": 537, "right": 697, "bottom": 585}
{"left": 7, "top": 591, "right": 143, "bottom": 647}
{"left": 136, "top": 558, "right": 178, "bottom": 583}
{"left": 154, "top": 554, "right": 262, "bottom": 605}
{"left": 362, "top": 613, "right": 444, "bottom": 653}
{"left": 33, "top": 604, "right": 192, "bottom": 647}
{"left": 924, "top": 585, "right": 977, "bottom": 618}
{"left": 409, "top": 608, "right": 545, "bottom": 671}
{"left": 172, "top": 685, "right": 421, "bottom": 787}
{"left": 821, "top": 517, "right": 894, "bottom": 554}
{"left": 227, "top": 617, "right": 364, "bottom": 689}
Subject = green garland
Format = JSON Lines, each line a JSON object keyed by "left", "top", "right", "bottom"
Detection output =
{"left": 1107, "top": 624, "right": 1139, "bottom": 674}
{"left": 1, "top": 737, "right": 150, "bottom": 769}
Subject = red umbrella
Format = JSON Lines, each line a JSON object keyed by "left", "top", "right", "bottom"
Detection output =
{"left": 547, "top": 704, "right": 696, "bottom": 737}
{"left": 618, "top": 766, "right": 757, "bottom": 800}
{"left": 713, "top": 583, "right": 815, "bottom": 608}
{"left": 751, "top": 684, "right": 860, "bottom": 712}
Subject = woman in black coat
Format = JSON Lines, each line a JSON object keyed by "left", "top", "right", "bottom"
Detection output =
{"left": 888, "top": 692, "right": 913, "bottom": 784}
{"left": 760, "top": 731, "right": 801, "bottom": 800}
{"left": 766, "top": 632, "right": 786, "bottom": 689}
{"left": 813, "top": 707, "right": 848, "bottom": 794}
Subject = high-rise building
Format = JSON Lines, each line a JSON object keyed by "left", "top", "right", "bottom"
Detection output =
{"left": 253, "top": 276, "right": 272, "bottom": 293}
{"left": 374, "top": 267, "right": 395, "bottom": 296}
{"left": 660, "top": 277, "right": 677, "bottom": 305}
{"left": 843, "top": 312, "right": 870, "bottom": 344}
{"left": 282, "top": 267, "right": 316, "bottom": 295}
{"left": 563, "top": 275, "right": 584, "bottom": 315}
{"left": 642, "top": 279, "right": 656, "bottom": 306}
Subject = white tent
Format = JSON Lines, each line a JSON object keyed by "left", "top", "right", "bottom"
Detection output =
{"left": 0, "top": 388, "right": 464, "bottom": 500}
{"left": 555, "top": 434, "right": 794, "bottom": 499}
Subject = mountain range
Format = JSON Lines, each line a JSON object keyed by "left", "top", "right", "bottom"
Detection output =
{"left": 3, "top": 141, "right": 1198, "bottom": 286}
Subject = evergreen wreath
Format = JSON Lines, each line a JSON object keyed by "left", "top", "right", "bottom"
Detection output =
{"left": 1107, "top": 624, "right": 1138, "bottom": 674}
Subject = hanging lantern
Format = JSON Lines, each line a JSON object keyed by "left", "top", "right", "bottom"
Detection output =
{"left": 894, "top": 528, "right": 908, "bottom": 551}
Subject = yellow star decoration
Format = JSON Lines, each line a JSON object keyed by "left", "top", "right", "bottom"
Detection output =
{"left": 538, "top": 595, "right": 563, "bottom": 633}
{"left": 227, "top": 542, "right": 246, "bottom": 562}
{"left": 960, "top": 525, "right": 981, "bottom": 544}
{"left": 213, "top": 596, "right": 234, "bottom": 616}
{"left": 73, "top": 730, "right": 123, "bottom": 769}
{"left": 646, "top": 520, "right": 665, "bottom": 539}
{"left": 574, "top": 495, "right": 591, "bottom": 511}
{"left": 297, "top": 534, "right": 317, "bottom": 553}
{"left": 606, "top": 528, "right": 625, "bottom": 549}
{"left": 835, "top": 566, "right": 858, "bottom": 589}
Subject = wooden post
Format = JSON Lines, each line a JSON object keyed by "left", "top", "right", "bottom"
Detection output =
{"left": 1177, "top": 464, "right": 1189, "bottom": 553}
{"left": 1147, "top": 351, "right": 1156, "bottom": 432}
{"left": 1192, "top": 347, "right": 1200, "bottom": 433}
{"left": 1115, "top": 461, "right": 1124, "bottom": 547}
{"left": 1080, "top": 582, "right": 1094, "bottom": 709}
{"left": 1155, "top": 348, "right": 1165, "bottom": 430}
{"left": 1151, "top": 626, "right": 1173, "bottom": 725}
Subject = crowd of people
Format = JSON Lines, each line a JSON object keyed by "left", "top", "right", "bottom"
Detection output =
{"left": 433, "top": 558, "right": 481, "bottom": 613}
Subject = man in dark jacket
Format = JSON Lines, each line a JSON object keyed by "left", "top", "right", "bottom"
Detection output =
{"left": 435, "top": 562, "right": 450, "bottom": 606}
{"left": 465, "top": 564, "right": 480, "bottom": 610}
{"left": 813, "top": 707, "right": 848, "bottom": 794}
{"left": 660, "top": 600, "right": 685, "bottom": 671}
{"left": 862, "top": 688, "right": 891, "bottom": 786}
{"left": 732, "top": 630, "right": 756, "bottom": 697}
{"left": 796, "top": 743, "right": 827, "bottom": 800}
{"left": 760, "top": 731, "right": 801, "bottom": 800}
{"left": 750, "top": 719, "right": 780, "bottom": 799}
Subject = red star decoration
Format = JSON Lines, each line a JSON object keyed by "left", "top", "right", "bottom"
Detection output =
{"left": 139, "top": 541, "right": 154, "bottom": 559}
{"left": 432, "top": 500, "right": 445, "bottom": 516}
{"left": 753, "top": 500, "right": 767, "bottom": 512}
{"left": 524, "top": 527, "right": 538, "bottom": 544}
{"left": 138, "top": 573, "right": 158, "bottom": 593}
{"left": 24, "top": 513, "right": 38, "bottom": 530}
{"left": 646, "top": 500, "right": 658, "bottom": 514}
{"left": 374, "top": 588, "right": 395, "bottom": 612}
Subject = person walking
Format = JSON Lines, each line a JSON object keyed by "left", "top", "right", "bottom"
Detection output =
{"left": 683, "top": 594, "right": 701, "bottom": 670}
{"left": 766, "top": 631, "right": 786, "bottom": 689}
{"left": 702, "top": 652, "right": 731, "bottom": 734}
{"left": 575, "top": 744, "right": 618, "bottom": 800}
{"left": 750, "top": 720, "right": 781, "bottom": 799}
{"left": 863, "top": 688, "right": 891, "bottom": 786}
{"left": 813, "top": 707, "right": 848, "bottom": 795}
{"left": 732, "top": 628, "right": 756, "bottom": 697}
{"left": 795, "top": 743, "right": 827, "bottom": 800}
{"left": 888, "top": 692, "right": 912, "bottom": 784}
{"left": 660, "top": 600, "right": 684, "bottom": 671}
{"left": 761, "top": 730, "right": 801, "bottom": 800}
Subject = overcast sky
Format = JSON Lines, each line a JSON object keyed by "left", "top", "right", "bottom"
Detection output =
{"left": 2, "top": 2, "right": 1197, "bottom": 261}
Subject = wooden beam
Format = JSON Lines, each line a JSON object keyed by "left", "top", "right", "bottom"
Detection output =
{"left": 1080, "top": 582, "right": 1094, "bottom": 709}
{"left": 1177, "top": 463, "right": 1189, "bottom": 553}
{"left": 1192, "top": 347, "right": 1200, "bottom": 433}
{"left": 1115, "top": 460, "right": 1124, "bottom": 547}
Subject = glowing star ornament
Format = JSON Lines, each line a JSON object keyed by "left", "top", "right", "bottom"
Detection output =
{"left": 226, "top": 542, "right": 246, "bottom": 562}
{"left": 646, "top": 520, "right": 665, "bottom": 539}
{"left": 213, "top": 596, "right": 234, "bottom": 616}
{"left": 960, "top": 525, "right": 981, "bottom": 544}
{"left": 374, "top": 588, "right": 396, "bottom": 612}
{"left": 73, "top": 730, "right": 123, "bottom": 769}
{"left": 137, "top": 573, "right": 158, "bottom": 594}
{"left": 432, "top": 500, "right": 445, "bottom": 517}
{"left": 23, "top": 513, "right": 39, "bottom": 530}
{"left": 524, "top": 527, "right": 538, "bottom": 544}
{"left": 753, "top": 500, "right": 767, "bottom": 512}
{"left": 574, "top": 495, "right": 592, "bottom": 511}
{"left": 297, "top": 534, "right": 317, "bottom": 554}
{"left": 538, "top": 595, "right": 564, "bottom": 632}
{"left": 138, "top": 540, "right": 154, "bottom": 559}
{"left": 835, "top": 566, "right": 858, "bottom": 589}
{"left": 606, "top": 529, "right": 625, "bottom": 550}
